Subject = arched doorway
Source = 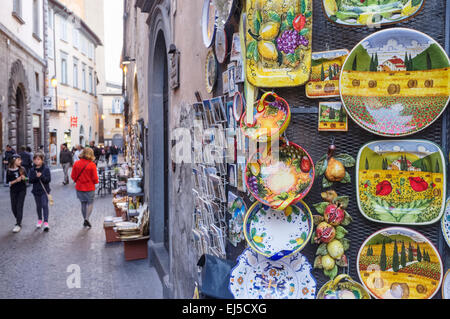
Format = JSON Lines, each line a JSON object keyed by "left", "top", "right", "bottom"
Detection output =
{"left": 15, "top": 86, "right": 26, "bottom": 150}
{"left": 112, "top": 134, "right": 123, "bottom": 148}
{"left": 149, "top": 28, "right": 170, "bottom": 251}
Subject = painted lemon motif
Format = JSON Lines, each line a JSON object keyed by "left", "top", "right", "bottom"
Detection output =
{"left": 284, "top": 206, "right": 293, "bottom": 217}
{"left": 249, "top": 162, "right": 260, "bottom": 176}
{"left": 357, "top": 12, "right": 374, "bottom": 25}
{"left": 258, "top": 41, "right": 278, "bottom": 61}
{"left": 401, "top": 0, "right": 418, "bottom": 16}
{"left": 260, "top": 22, "right": 280, "bottom": 41}
{"left": 324, "top": 0, "right": 338, "bottom": 16}
{"left": 296, "top": 237, "right": 304, "bottom": 245}
{"left": 253, "top": 236, "right": 263, "bottom": 243}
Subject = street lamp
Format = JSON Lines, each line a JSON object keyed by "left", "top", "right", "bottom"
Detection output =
{"left": 51, "top": 76, "right": 58, "bottom": 110}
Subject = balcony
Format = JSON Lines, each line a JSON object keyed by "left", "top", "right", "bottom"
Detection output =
{"left": 49, "top": 98, "right": 68, "bottom": 113}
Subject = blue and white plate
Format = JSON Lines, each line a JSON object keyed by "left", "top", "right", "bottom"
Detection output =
{"left": 442, "top": 197, "right": 450, "bottom": 248}
{"left": 229, "top": 248, "right": 316, "bottom": 299}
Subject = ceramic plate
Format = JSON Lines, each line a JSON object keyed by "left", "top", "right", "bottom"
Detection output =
{"left": 442, "top": 198, "right": 450, "bottom": 248}
{"left": 215, "top": 0, "right": 235, "bottom": 28}
{"left": 443, "top": 269, "right": 450, "bottom": 299}
{"left": 357, "top": 227, "right": 443, "bottom": 299}
{"left": 245, "top": 0, "right": 312, "bottom": 87}
{"left": 215, "top": 27, "right": 228, "bottom": 64}
{"left": 322, "top": 0, "right": 425, "bottom": 27}
{"left": 240, "top": 92, "right": 291, "bottom": 142}
{"left": 205, "top": 49, "right": 218, "bottom": 93}
{"left": 357, "top": 140, "right": 446, "bottom": 225}
{"left": 228, "top": 192, "right": 247, "bottom": 247}
{"left": 233, "top": 91, "right": 244, "bottom": 122}
{"left": 245, "top": 139, "right": 314, "bottom": 211}
{"left": 243, "top": 200, "right": 313, "bottom": 260}
{"left": 340, "top": 28, "right": 450, "bottom": 137}
{"left": 202, "top": 0, "right": 217, "bottom": 48}
{"left": 229, "top": 248, "right": 316, "bottom": 299}
{"left": 306, "top": 49, "right": 348, "bottom": 98}
{"left": 317, "top": 274, "right": 371, "bottom": 299}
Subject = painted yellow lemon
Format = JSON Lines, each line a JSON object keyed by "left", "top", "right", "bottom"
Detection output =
{"left": 253, "top": 236, "right": 263, "bottom": 243}
{"left": 322, "top": 255, "right": 336, "bottom": 270}
{"left": 284, "top": 206, "right": 293, "bottom": 217}
{"left": 401, "top": 0, "right": 418, "bottom": 16}
{"left": 249, "top": 162, "right": 260, "bottom": 176}
{"left": 324, "top": 0, "right": 338, "bottom": 16}
{"left": 260, "top": 22, "right": 280, "bottom": 41}
{"left": 258, "top": 41, "right": 278, "bottom": 61}
{"left": 327, "top": 240, "right": 344, "bottom": 259}
{"left": 296, "top": 237, "right": 304, "bottom": 245}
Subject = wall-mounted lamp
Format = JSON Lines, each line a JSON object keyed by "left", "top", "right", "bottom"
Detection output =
{"left": 121, "top": 56, "right": 136, "bottom": 65}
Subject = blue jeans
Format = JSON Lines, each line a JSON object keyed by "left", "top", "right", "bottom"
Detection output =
{"left": 112, "top": 155, "right": 118, "bottom": 164}
{"left": 34, "top": 193, "right": 49, "bottom": 223}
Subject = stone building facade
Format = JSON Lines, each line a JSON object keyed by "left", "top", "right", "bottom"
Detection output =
{"left": 101, "top": 82, "right": 124, "bottom": 148}
{"left": 123, "top": 0, "right": 214, "bottom": 298}
{"left": 0, "top": 0, "right": 46, "bottom": 157}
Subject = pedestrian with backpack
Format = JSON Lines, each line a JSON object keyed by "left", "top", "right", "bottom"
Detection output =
{"left": 29, "top": 153, "right": 52, "bottom": 232}
{"left": 71, "top": 147, "right": 99, "bottom": 228}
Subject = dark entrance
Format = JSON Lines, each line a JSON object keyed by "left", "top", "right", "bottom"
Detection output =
{"left": 15, "top": 86, "right": 26, "bottom": 151}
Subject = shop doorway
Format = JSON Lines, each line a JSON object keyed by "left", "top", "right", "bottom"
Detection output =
{"left": 149, "top": 30, "right": 170, "bottom": 251}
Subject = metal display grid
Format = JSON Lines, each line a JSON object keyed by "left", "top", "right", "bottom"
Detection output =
{"left": 224, "top": 0, "right": 450, "bottom": 299}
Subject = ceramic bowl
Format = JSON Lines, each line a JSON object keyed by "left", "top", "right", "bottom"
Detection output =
{"left": 317, "top": 274, "right": 371, "bottom": 299}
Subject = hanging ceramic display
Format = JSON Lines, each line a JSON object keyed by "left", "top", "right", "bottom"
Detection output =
{"left": 441, "top": 198, "right": 450, "bottom": 248}
{"left": 340, "top": 28, "right": 450, "bottom": 137}
{"left": 245, "top": 139, "right": 314, "bottom": 211}
{"left": 213, "top": 0, "right": 235, "bottom": 28}
{"left": 315, "top": 139, "right": 355, "bottom": 189}
{"left": 443, "top": 269, "right": 450, "bottom": 299}
{"left": 357, "top": 227, "right": 443, "bottom": 300}
{"left": 233, "top": 91, "right": 244, "bottom": 122}
{"left": 202, "top": 0, "right": 217, "bottom": 48}
{"left": 357, "top": 140, "right": 446, "bottom": 225}
{"left": 245, "top": 0, "right": 312, "bottom": 87}
{"left": 306, "top": 49, "right": 348, "bottom": 98}
{"left": 243, "top": 200, "right": 313, "bottom": 261}
{"left": 215, "top": 27, "right": 228, "bottom": 64}
{"left": 227, "top": 191, "right": 246, "bottom": 247}
{"left": 322, "top": 0, "right": 425, "bottom": 27}
{"left": 318, "top": 102, "right": 348, "bottom": 132}
{"left": 229, "top": 248, "right": 316, "bottom": 299}
{"left": 312, "top": 190, "right": 353, "bottom": 280}
{"left": 317, "top": 274, "right": 371, "bottom": 299}
{"left": 240, "top": 92, "right": 291, "bottom": 142}
{"left": 205, "top": 49, "right": 218, "bottom": 93}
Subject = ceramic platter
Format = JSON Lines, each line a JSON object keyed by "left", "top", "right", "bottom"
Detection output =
{"left": 443, "top": 269, "right": 450, "bottom": 299}
{"left": 233, "top": 91, "right": 244, "bottom": 122}
{"left": 229, "top": 248, "right": 316, "bottom": 299}
{"left": 356, "top": 140, "right": 446, "bottom": 225}
{"left": 340, "top": 28, "right": 450, "bottom": 137}
{"left": 215, "top": 27, "right": 228, "bottom": 64}
{"left": 442, "top": 198, "right": 450, "bottom": 248}
{"left": 205, "top": 49, "right": 218, "bottom": 93}
{"left": 245, "top": 0, "right": 312, "bottom": 87}
{"left": 357, "top": 227, "right": 443, "bottom": 299}
{"left": 240, "top": 92, "right": 291, "bottom": 142}
{"left": 317, "top": 274, "right": 371, "bottom": 299}
{"left": 243, "top": 200, "right": 313, "bottom": 261}
{"left": 245, "top": 139, "right": 314, "bottom": 211}
{"left": 202, "top": 0, "right": 217, "bottom": 48}
{"left": 322, "top": 0, "right": 425, "bottom": 27}
{"left": 215, "top": 0, "right": 235, "bottom": 27}
{"left": 306, "top": 49, "right": 349, "bottom": 98}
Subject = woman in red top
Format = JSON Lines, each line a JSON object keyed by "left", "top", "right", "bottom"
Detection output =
{"left": 71, "top": 147, "right": 99, "bottom": 228}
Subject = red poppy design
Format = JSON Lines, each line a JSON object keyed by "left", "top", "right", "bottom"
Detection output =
{"left": 409, "top": 177, "right": 428, "bottom": 192}
{"left": 376, "top": 180, "right": 392, "bottom": 196}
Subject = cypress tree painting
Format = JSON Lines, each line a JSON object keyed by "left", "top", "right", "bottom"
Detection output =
{"left": 379, "top": 240, "right": 387, "bottom": 271}
{"left": 392, "top": 240, "right": 399, "bottom": 272}
{"left": 400, "top": 241, "right": 406, "bottom": 268}
{"left": 408, "top": 242, "right": 413, "bottom": 262}
{"left": 417, "top": 244, "right": 422, "bottom": 262}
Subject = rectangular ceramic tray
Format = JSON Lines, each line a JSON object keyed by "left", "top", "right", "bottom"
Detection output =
{"left": 356, "top": 140, "right": 446, "bottom": 225}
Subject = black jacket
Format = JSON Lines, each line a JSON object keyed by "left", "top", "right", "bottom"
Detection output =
{"left": 3, "top": 149, "right": 15, "bottom": 164}
{"left": 29, "top": 164, "right": 51, "bottom": 195}
{"left": 110, "top": 146, "right": 119, "bottom": 155}
{"left": 60, "top": 149, "right": 73, "bottom": 164}
{"left": 19, "top": 151, "right": 32, "bottom": 168}
{"left": 6, "top": 167, "right": 27, "bottom": 193}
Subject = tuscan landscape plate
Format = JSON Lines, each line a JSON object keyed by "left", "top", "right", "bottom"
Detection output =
{"left": 306, "top": 49, "right": 348, "bottom": 98}
{"left": 443, "top": 269, "right": 450, "bottom": 299}
{"left": 245, "top": 0, "right": 312, "bottom": 87}
{"left": 205, "top": 49, "right": 218, "bottom": 93}
{"left": 357, "top": 227, "right": 443, "bottom": 299}
{"left": 356, "top": 140, "right": 446, "bottom": 225}
{"left": 246, "top": 139, "right": 314, "bottom": 211}
{"left": 240, "top": 92, "right": 291, "bottom": 142}
{"left": 340, "top": 28, "right": 450, "bottom": 137}
{"left": 442, "top": 198, "right": 450, "bottom": 248}
{"left": 229, "top": 248, "right": 316, "bottom": 299}
{"left": 243, "top": 200, "right": 313, "bottom": 261}
{"left": 202, "top": 0, "right": 217, "bottom": 48}
{"left": 322, "top": 0, "right": 425, "bottom": 27}
{"left": 317, "top": 274, "right": 371, "bottom": 299}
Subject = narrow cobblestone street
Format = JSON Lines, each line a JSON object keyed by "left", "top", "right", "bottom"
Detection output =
{"left": 0, "top": 169, "right": 162, "bottom": 299}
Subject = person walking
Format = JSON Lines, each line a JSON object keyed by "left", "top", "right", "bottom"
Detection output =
{"left": 71, "top": 147, "right": 99, "bottom": 228}
{"left": 105, "top": 146, "right": 111, "bottom": 165}
{"left": 73, "top": 145, "right": 83, "bottom": 162}
{"left": 89, "top": 141, "right": 102, "bottom": 164}
{"left": 18, "top": 146, "right": 32, "bottom": 177}
{"left": 110, "top": 145, "right": 119, "bottom": 165}
{"left": 29, "top": 153, "right": 51, "bottom": 232}
{"left": 6, "top": 154, "right": 27, "bottom": 233}
{"left": 60, "top": 143, "right": 73, "bottom": 185}
{"left": 3, "top": 145, "right": 16, "bottom": 186}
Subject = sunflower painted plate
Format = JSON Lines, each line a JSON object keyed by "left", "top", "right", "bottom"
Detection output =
{"left": 243, "top": 200, "right": 313, "bottom": 261}
{"left": 229, "top": 248, "right": 316, "bottom": 299}
{"left": 245, "top": 0, "right": 312, "bottom": 87}
{"left": 246, "top": 139, "right": 314, "bottom": 211}
{"left": 356, "top": 140, "right": 446, "bottom": 225}
{"left": 322, "top": 0, "right": 425, "bottom": 27}
{"left": 240, "top": 92, "right": 291, "bottom": 142}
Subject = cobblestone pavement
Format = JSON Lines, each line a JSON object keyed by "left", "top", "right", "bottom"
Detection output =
{"left": 0, "top": 169, "right": 163, "bottom": 299}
